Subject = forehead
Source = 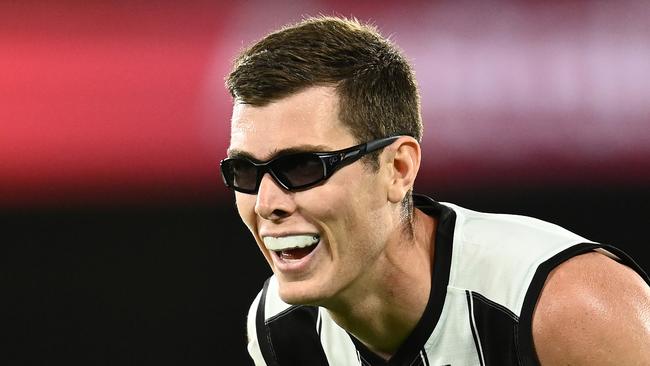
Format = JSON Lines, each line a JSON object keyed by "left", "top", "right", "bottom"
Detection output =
{"left": 228, "top": 86, "right": 356, "bottom": 160}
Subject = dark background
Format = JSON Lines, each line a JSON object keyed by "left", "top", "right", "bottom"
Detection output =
{"left": 4, "top": 186, "right": 649, "bottom": 366}
{"left": 2, "top": 1, "right": 649, "bottom": 365}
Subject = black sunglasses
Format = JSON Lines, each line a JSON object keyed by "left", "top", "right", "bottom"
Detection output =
{"left": 220, "top": 136, "right": 402, "bottom": 194}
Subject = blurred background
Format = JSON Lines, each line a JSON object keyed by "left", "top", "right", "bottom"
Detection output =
{"left": 2, "top": 1, "right": 649, "bottom": 365}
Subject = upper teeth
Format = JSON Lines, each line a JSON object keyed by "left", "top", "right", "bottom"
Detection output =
{"left": 263, "top": 235, "right": 319, "bottom": 251}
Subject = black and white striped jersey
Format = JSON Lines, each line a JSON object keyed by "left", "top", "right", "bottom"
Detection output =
{"left": 245, "top": 194, "right": 649, "bottom": 366}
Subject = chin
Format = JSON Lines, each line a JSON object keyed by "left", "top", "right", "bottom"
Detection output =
{"left": 277, "top": 279, "right": 328, "bottom": 306}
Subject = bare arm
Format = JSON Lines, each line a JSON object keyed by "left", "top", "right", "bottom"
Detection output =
{"left": 532, "top": 251, "right": 650, "bottom": 365}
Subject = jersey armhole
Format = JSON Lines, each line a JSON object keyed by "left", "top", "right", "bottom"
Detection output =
{"left": 516, "top": 243, "right": 650, "bottom": 365}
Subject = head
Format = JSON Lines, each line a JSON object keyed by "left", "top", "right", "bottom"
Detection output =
{"left": 224, "top": 16, "right": 424, "bottom": 306}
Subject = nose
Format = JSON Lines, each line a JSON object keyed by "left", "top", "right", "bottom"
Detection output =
{"left": 254, "top": 173, "right": 295, "bottom": 220}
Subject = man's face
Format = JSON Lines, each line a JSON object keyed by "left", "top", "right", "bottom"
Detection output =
{"left": 228, "top": 86, "right": 392, "bottom": 306}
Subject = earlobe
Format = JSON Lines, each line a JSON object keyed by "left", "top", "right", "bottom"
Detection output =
{"left": 386, "top": 137, "right": 421, "bottom": 204}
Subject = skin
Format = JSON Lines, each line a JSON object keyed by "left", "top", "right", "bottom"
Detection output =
{"left": 533, "top": 252, "right": 650, "bottom": 365}
{"left": 229, "top": 85, "right": 650, "bottom": 362}
{"left": 229, "top": 85, "right": 434, "bottom": 357}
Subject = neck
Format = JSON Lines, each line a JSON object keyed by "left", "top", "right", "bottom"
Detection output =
{"left": 324, "top": 209, "right": 436, "bottom": 359}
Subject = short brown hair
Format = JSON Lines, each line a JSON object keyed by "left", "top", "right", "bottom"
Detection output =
{"left": 226, "top": 16, "right": 422, "bottom": 145}
{"left": 226, "top": 16, "right": 421, "bottom": 230}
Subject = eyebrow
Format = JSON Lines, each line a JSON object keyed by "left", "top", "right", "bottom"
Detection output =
{"left": 227, "top": 144, "right": 334, "bottom": 162}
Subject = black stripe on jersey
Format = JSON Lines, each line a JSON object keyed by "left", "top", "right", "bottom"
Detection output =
{"left": 256, "top": 278, "right": 280, "bottom": 366}
{"left": 420, "top": 350, "right": 430, "bottom": 366}
{"left": 516, "top": 243, "right": 650, "bottom": 366}
{"left": 267, "top": 305, "right": 329, "bottom": 365}
{"left": 465, "top": 291, "right": 484, "bottom": 366}
{"left": 468, "top": 290, "right": 520, "bottom": 365}
{"left": 471, "top": 292, "right": 519, "bottom": 322}
{"left": 406, "top": 352, "right": 424, "bottom": 366}
{"left": 256, "top": 281, "right": 328, "bottom": 365}
{"left": 418, "top": 350, "right": 430, "bottom": 366}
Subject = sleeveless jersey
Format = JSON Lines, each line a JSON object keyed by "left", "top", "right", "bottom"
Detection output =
{"left": 245, "top": 194, "right": 649, "bottom": 366}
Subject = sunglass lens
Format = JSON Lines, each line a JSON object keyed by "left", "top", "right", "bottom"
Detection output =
{"left": 273, "top": 154, "right": 324, "bottom": 188}
{"left": 224, "top": 159, "right": 258, "bottom": 191}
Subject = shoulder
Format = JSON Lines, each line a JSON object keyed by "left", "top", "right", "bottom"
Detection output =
{"left": 441, "top": 202, "right": 595, "bottom": 312}
{"left": 532, "top": 251, "right": 650, "bottom": 365}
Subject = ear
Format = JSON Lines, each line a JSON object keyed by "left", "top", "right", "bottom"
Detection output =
{"left": 385, "top": 136, "right": 421, "bottom": 204}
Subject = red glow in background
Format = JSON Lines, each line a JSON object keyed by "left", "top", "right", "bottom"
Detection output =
{"left": 1, "top": 1, "right": 649, "bottom": 209}
{"left": 3, "top": 3, "right": 649, "bottom": 365}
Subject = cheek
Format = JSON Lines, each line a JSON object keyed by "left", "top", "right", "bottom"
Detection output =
{"left": 235, "top": 193, "right": 257, "bottom": 232}
{"left": 303, "top": 172, "right": 384, "bottom": 242}
{"left": 235, "top": 193, "right": 274, "bottom": 264}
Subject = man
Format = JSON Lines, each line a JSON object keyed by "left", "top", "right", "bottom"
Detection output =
{"left": 220, "top": 16, "right": 650, "bottom": 365}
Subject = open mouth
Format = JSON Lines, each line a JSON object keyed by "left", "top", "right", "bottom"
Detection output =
{"left": 263, "top": 234, "right": 320, "bottom": 261}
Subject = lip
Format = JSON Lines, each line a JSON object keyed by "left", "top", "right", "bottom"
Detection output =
{"left": 259, "top": 231, "right": 320, "bottom": 239}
